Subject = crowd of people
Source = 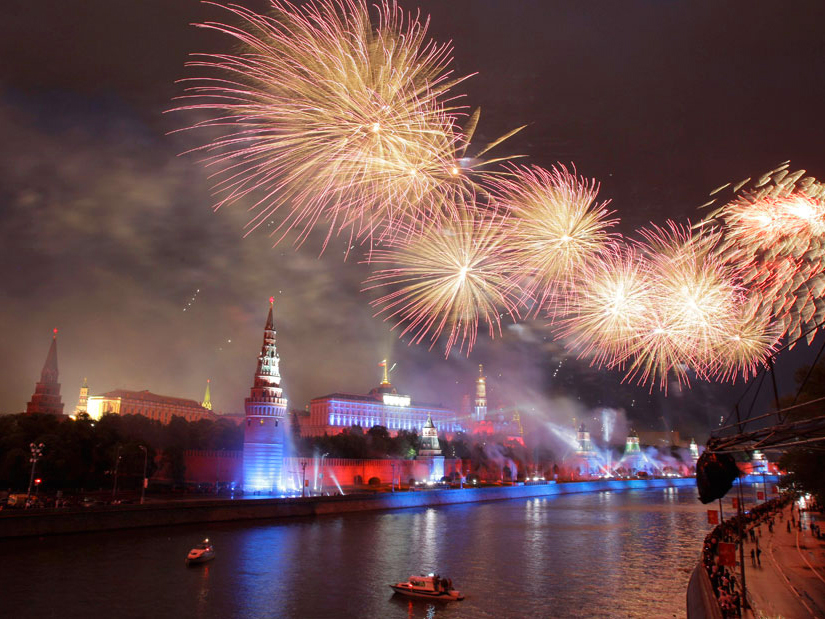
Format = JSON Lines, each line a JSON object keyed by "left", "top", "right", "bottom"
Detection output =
{"left": 700, "top": 492, "right": 794, "bottom": 618}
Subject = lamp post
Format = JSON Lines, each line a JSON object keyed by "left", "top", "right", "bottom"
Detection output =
{"left": 301, "top": 460, "right": 307, "bottom": 498}
{"left": 390, "top": 460, "right": 396, "bottom": 492}
{"left": 26, "top": 443, "right": 44, "bottom": 507}
{"left": 138, "top": 445, "right": 148, "bottom": 505}
{"left": 112, "top": 444, "right": 122, "bottom": 500}
{"left": 320, "top": 452, "right": 329, "bottom": 495}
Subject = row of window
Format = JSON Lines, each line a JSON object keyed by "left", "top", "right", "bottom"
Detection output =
{"left": 326, "top": 414, "right": 461, "bottom": 432}
{"left": 119, "top": 405, "right": 207, "bottom": 423}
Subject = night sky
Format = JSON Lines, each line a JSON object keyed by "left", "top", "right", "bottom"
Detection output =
{"left": 2, "top": 1, "right": 824, "bottom": 440}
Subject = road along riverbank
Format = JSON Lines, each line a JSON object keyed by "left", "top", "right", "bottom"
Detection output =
{"left": 0, "top": 477, "right": 697, "bottom": 538}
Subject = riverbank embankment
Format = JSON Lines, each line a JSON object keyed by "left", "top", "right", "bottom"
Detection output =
{"left": 0, "top": 477, "right": 697, "bottom": 538}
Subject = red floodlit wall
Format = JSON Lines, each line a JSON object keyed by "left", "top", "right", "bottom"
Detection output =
{"left": 282, "top": 457, "right": 463, "bottom": 487}
{"left": 163, "top": 451, "right": 463, "bottom": 487}
{"left": 183, "top": 450, "right": 243, "bottom": 485}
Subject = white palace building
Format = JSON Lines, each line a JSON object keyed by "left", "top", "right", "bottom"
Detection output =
{"left": 297, "top": 361, "right": 464, "bottom": 438}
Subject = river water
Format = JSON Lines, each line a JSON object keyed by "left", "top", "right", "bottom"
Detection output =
{"left": 2, "top": 487, "right": 709, "bottom": 618}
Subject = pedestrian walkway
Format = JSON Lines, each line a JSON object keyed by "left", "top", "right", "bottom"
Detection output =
{"left": 744, "top": 503, "right": 825, "bottom": 618}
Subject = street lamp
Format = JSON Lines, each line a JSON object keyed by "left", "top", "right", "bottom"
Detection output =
{"left": 138, "top": 445, "right": 148, "bottom": 505}
{"left": 112, "top": 444, "right": 122, "bottom": 500}
{"left": 26, "top": 443, "right": 44, "bottom": 507}
{"left": 320, "top": 452, "right": 329, "bottom": 495}
{"left": 390, "top": 460, "right": 396, "bottom": 493}
{"left": 301, "top": 460, "right": 307, "bottom": 498}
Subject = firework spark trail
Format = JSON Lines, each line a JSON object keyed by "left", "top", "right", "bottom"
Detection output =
{"left": 710, "top": 300, "right": 779, "bottom": 383}
{"left": 491, "top": 164, "right": 618, "bottom": 317}
{"left": 702, "top": 163, "right": 825, "bottom": 345}
{"left": 556, "top": 244, "right": 652, "bottom": 370}
{"left": 621, "top": 224, "right": 743, "bottom": 389}
{"left": 173, "top": 0, "right": 471, "bottom": 251}
{"left": 556, "top": 223, "right": 775, "bottom": 391}
{"left": 363, "top": 196, "right": 525, "bottom": 356}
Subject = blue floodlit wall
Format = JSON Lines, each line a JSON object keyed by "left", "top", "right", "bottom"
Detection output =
{"left": 243, "top": 416, "right": 285, "bottom": 492}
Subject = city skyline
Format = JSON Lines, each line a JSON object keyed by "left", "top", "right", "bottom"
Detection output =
{"left": 2, "top": 1, "right": 824, "bottom": 437}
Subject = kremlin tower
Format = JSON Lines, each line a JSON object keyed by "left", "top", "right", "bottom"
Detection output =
{"left": 576, "top": 423, "right": 594, "bottom": 455}
{"left": 201, "top": 379, "right": 212, "bottom": 411}
{"left": 473, "top": 364, "right": 487, "bottom": 422}
{"left": 689, "top": 438, "right": 700, "bottom": 465}
{"left": 571, "top": 422, "right": 601, "bottom": 477}
{"left": 417, "top": 415, "right": 445, "bottom": 480}
{"left": 26, "top": 329, "right": 64, "bottom": 416}
{"left": 624, "top": 429, "right": 641, "bottom": 457}
{"left": 243, "top": 299, "right": 288, "bottom": 492}
{"left": 621, "top": 429, "right": 646, "bottom": 473}
{"left": 74, "top": 378, "right": 89, "bottom": 416}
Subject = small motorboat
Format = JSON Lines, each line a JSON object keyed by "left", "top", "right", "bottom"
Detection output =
{"left": 185, "top": 539, "right": 215, "bottom": 566}
{"left": 389, "top": 574, "right": 464, "bottom": 601}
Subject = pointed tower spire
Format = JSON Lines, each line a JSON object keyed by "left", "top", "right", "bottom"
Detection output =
{"left": 42, "top": 328, "right": 59, "bottom": 383}
{"left": 380, "top": 359, "right": 390, "bottom": 385}
{"left": 27, "top": 328, "right": 64, "bottom": 415}
{"left": 265, "top": 296, "right": 275, "bottom": 330}
{"left": 201, "top": 379, "right": 212, "bottom": 410}
{"left": 474, "top": 364, "right": 487, "bottom": 422}
{"left": 243, "top": 298, "right": 288, "bottom": 492}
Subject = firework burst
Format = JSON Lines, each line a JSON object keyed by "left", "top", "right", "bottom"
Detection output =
{"left": 491, "top": 164, "right": 617, "bottom": 316}
{"left": 557, "top": 244, "right": 652, "bottom": 368}
{"left": 363, "top": 196, "right": 523, "bottom": 356}
{"left": 703, "top": 163, "right": 825, "bottom": 344}
{"left": 621, "top": 224, "right": 743, "bottom": 389}
{"left": 559, "top": 223, "right": 773, "bottom": 391}
{"left": 710, "top": 301, "right": 779, "bottom": 383}
{"left": 174, "top": 0, "right": 470, "bottom": 250}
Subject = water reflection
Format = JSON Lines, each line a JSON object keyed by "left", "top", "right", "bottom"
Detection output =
{"left": 1, "top": 489, "right": 708, "bottom": 618}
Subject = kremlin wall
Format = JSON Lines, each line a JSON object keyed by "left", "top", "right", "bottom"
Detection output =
{"left": 21, "top": 299, "right": 748, "bottom": 493}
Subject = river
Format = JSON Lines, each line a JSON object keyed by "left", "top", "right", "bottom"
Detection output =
{"left": 2, "top": 487, "right": 708, "bottom": 618}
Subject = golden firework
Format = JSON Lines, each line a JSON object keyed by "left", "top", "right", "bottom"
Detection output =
{"left": 492, "top": 164, "right": 618, "bottom": 316}
{"left": 363, "top": 194, "right": 523, "bottom": 356}
{"left": 175, "top": 0, "right": 469, "bottom": 250}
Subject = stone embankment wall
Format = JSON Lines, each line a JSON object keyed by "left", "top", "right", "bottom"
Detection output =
{"left": 0, "top": 478, "right": 696, "bottom": 539}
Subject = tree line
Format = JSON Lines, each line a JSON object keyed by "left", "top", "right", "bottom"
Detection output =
{"left": 0, "top": 412, "right": 242, "bottom": 493}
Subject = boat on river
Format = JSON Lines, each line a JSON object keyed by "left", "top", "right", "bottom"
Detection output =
{"left": 185, "top": 539, "right": 215, "bottom": 566}
{"left": 389, "top": 574, "right": 464, "bottom": 601}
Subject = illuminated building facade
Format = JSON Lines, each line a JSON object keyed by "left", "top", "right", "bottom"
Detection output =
{"left": 300, "top": 362, "right": 462, "bottom": 437}
{"left": 243, "top": 299, "right": 288, "bottom": 492}
{"left": 86, "top": 389, "right": 214, "bottom": 422}
{"left": 26, "top": 329, "right": 64, "bottom": 416}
